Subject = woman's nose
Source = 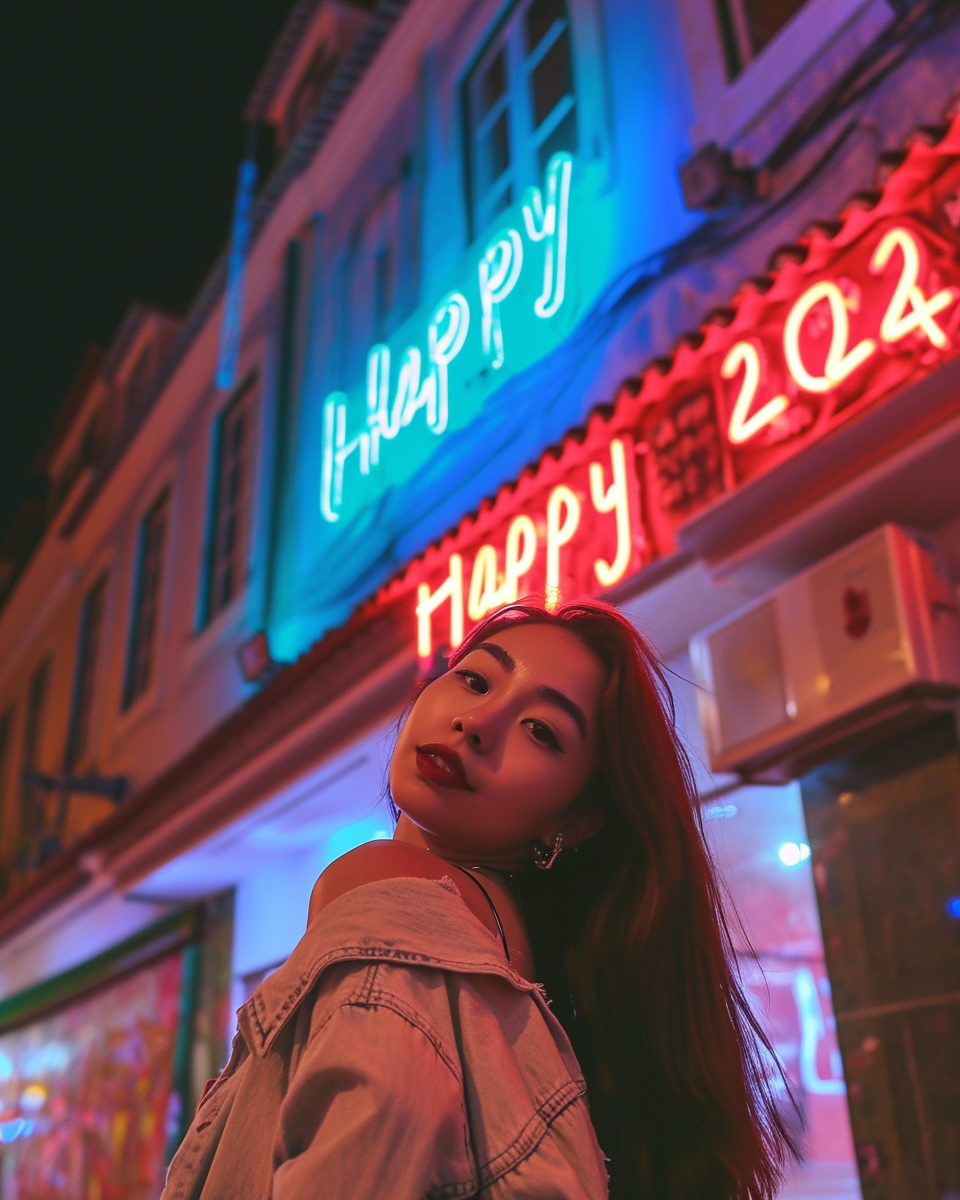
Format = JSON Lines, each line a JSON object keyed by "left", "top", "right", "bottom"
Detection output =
{"left": 452, "top": 713, "right": 488, "bottom": 751}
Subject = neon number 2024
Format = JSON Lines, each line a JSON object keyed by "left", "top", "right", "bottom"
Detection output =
{"left": 721, "top": 226, "right": 958, "bottom": 446}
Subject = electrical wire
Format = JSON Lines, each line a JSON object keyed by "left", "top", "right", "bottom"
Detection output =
{"left": 586, "top": 0, "right": 960, "bottom": 336}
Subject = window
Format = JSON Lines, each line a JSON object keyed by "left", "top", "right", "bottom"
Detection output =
{"left": 286, "top": 46, "right": 339, "bottom": 146}
{"left": 466, "top": 0, "right": 577, "bottom": 236}
{"left": 340, "top": 167, "right": 419, "bottom": 384}
{"left": 674, "top": 0, "right": 888, "bottom": 155}
{"left": 125, "top": 344, "right": 154, "bottom": 418}
{"left": 714, "top": 0, "right": 809, "bottom": 79}
{"left": 124, "top": 491, "right": 169, "bottom": 709}
{"left": 66, "top": 574, "right": 108, "bottom": 769}
{"left": 200, "top": 385, "right": 252, "bottom": 626}
{"left": 19, "top": 660, "right": 50, "bottom": 847}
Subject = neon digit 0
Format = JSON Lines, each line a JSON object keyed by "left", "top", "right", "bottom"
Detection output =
{"left": 783, "top": 280, "right": 875, "bottom": 394}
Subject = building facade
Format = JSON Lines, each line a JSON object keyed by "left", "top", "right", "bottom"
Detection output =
{"left": 0, "top": 0, "right": 958, "bottom": 1196}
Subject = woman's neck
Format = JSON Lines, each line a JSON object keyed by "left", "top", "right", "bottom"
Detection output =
{"left": 392, "top": 813, "right": 526, "bottom": 876}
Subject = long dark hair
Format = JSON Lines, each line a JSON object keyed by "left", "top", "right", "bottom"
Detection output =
{"left": 439, "top": 599, "right": 800, "bottom": 1200}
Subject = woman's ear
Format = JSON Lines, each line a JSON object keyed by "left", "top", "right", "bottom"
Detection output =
{"left": 560, "top": 803, "right": 605, "bottom": 848}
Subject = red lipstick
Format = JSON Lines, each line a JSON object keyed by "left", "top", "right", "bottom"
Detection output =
{"left": 416, "top": 743, "right": 473, "bottom": 791}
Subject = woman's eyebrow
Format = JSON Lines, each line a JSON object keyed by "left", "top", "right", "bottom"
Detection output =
{"left": 476, "top": 642, "right": 515, "bottom": 672}
{"left": 474, "top": 643, "right": 587, "bottom": 736}
{"left": 536, "top": 686, "right": 587, "bottom": 739}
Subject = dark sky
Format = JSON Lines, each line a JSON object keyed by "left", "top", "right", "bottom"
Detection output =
{"left": 0, "top": 1, "right": 295, "bottom": 543}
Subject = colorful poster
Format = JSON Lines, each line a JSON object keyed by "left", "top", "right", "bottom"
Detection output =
{"left": 0, "top": 951, "right": 183, "bottom": 1200}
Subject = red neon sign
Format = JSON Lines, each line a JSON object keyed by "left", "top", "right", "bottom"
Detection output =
{"left": 375, "top": 432, "right": 648, "bottom": 658}
{"left": 636, "top": 134, "right": 960, "bottom": 552}
{"left": 371, "top": 115, "right": 960, "bottom": 655}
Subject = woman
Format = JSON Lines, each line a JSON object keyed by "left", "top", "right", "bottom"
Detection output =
{"left": 163, "top": 600, "right": 797, "bottom": 1200}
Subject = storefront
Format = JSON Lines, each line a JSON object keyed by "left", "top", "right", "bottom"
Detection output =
{"left": 138, "top": 78, "right": 960, "bottom": 1200}
{"left": 135, "top": 88, "right": 960, "bottom": 1200}
{"left": 0, "top": 912, "right": 201, "bottom": 1199}
{"left": 2, "top": 4, "right": 960, "bottom": 1198}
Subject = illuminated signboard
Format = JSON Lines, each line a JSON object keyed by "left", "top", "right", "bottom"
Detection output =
{"left": 269, "top": 149, "right": 625, "bottom": 661}
{"left": 376, "top": 430, "right": 648, "bottom": 658}
{"left": 638, "top": 201, "right": 960, "bottom": 552}
{"left": 370, "top": 118, "right": 960, "bottom": 657}
{"left": 320, "top": 153, "right": 575, "bottom": 524}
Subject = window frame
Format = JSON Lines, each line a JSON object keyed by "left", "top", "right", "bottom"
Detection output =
{"left": 674, "top": 0, "right": 892, "bottom": 157}
{"left": 198, "top": 377, "right": 256, "bottom": 631}
{"left": 714, "top": 0, "right": 811, "bottom": 80}
{"left": 65, "top": 572, "right": 109, "bottom": 772}
{"left": 463, "top": 0, "right": 580, "bottom": 243}
{"left": 0, "top": 707, "right": 14, "bottom": 874}
{"left": 18, "top": 659, "right": 51, "bottom": 855}
{"left": 285, "top": 45, "right": 339, "bottom": 147}
{"left": 337, "top": 161, "right": 421, "bottom": 389}
{"left": 122, "top": 489, "right": 171, "bottom": 712}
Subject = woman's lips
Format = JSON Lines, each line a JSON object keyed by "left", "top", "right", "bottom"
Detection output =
{"left": 415, "top": 744, "right": 473, "bottom": 790}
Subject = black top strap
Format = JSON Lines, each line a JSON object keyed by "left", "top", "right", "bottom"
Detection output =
{"left": 453, "top": 867, "right": 511, "bottom": 964}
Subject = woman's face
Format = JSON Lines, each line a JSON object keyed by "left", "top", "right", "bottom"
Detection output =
{"left": 390, "top": 623, "right": 605, "bottom": 867}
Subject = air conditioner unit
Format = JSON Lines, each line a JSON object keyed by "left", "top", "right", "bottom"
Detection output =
{"left": 689, "top": 525, "right": 960, "bottom": 782}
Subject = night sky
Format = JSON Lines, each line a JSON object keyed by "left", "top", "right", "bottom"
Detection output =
{"left": 0, "top": 1, "right": 295, "bottom": 544}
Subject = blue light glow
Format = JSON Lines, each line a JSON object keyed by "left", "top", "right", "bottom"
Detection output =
{"left": 325, "top": 820, "right": 391, "bottom": 863}
{"left": 216, "top": 157, "right": 258, "bottom": 391}
{"left": 778, "top": 842, "right": 811, "bottom": 867}
{"left": 0, "top": 1118, "right": 35, "bottom": 1144}
{"left": 947, "top": 896, "right": 960, "bottom": 919}
{"left": 318, "top": 154, "right": 575, "bottom": 526}
{"left": 269, "top": 1, "right": 709, "bottom": 661}
{"left": 703, "top": 802, "right": 738, "bottom": 821}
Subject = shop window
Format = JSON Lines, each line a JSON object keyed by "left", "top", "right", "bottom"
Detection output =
{"left": 465, "top": 0, "right": 578, "bottom": 238}
{"left": 200, "top": 383, "right": 253, "bottom": 626}
{"left": 123, "top": 491, "right": 170, "bottom": 710}
{"left": 66, "top": 573, "right": 108, "bottom": 770}
{"left": 701, "top": 783, "right": 861, "bottom": 1189}
{"left": 714, "top": 0, "right": 809, "bottom": 79}
{"left": 0, "top": 940, "right": 190, "bottom": 1192}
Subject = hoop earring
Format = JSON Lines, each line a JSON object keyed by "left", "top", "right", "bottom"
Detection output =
{"left": 533, "top": 832, "right": 564, "bottom": 870}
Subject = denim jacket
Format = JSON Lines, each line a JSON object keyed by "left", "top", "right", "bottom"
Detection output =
{"left": 162, "top": 876, "right": 609, "bottom": 1199}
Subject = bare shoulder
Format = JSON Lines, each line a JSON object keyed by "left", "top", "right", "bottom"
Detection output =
{"left": 307, "top": 840, "right": 451, "bottom": 924}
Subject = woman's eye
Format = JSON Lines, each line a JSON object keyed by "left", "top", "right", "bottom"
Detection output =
{"left": 523, "top": 719, "right": 562, "bottom": 751}
{"left": 455, "top": 669, "right": 489, "bottom": 694}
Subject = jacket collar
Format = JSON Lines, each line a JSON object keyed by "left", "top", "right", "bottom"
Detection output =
{"left": 241, "top": 876, "right": 530, "bottom": 1054}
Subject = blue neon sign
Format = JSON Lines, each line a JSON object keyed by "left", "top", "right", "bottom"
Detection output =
{"left": 319, "top": 153, "right": 575, "bottom": 524}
